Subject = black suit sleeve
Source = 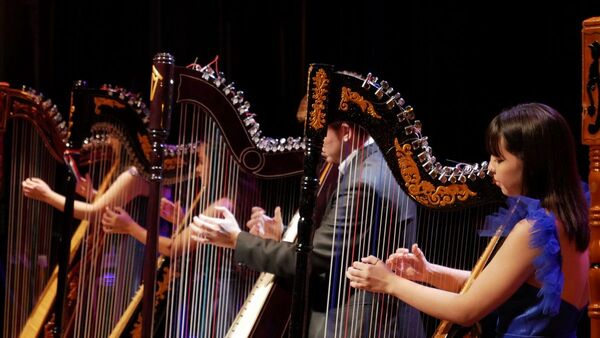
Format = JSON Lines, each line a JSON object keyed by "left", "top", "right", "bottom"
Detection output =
{"left": 233, "top": 181, "right": 377, "bottom": 279}
{"left": 234, "top": 231, "right": 297, "bottom": 278}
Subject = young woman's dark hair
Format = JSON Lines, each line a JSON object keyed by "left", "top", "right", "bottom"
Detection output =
{"left": 485, "top": 102, "right": 589, "bottom": 251}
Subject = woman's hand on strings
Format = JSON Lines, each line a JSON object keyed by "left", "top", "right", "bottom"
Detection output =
{"left": 386, "top": 244, "right": 430, "bottom": 282}
{"left": 246, "top": 206, "right": 283, "bottom": 241}
{"left": 101, "top": 206, "right": 136, "bottom": 235}
{"left": 22, "top": 177, "right": 53, "bottom": 202}
{"left": 160, "top": 198, "right": 185, "bottom": 224}
{"left": 346, "top": 255, "right": 397, "bottom": 294}
{"left": 190, "top": 206, "right": 240, "bottom": 249}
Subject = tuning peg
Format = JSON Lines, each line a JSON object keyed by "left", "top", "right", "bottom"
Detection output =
{"left": 374, "top": 80, "right": 389, "bottom": 99}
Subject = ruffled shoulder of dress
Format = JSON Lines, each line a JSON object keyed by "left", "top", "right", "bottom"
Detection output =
{"left": 479, "top": 196, "right": 562, "bottom": 316}
{"left": 582, "top": 181, "right": 591, "bottom": 206}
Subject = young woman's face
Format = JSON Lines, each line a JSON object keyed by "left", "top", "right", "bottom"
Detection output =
{"left": 488, "top": 138, "right": 523, "bottom": 196}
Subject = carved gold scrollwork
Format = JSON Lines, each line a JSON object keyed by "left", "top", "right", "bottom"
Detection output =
{"left": 94, "top": 97, "right": 126, "bottom": 115}
{"left": 309, "top": 68, "right": 329, "bottom": 131}
{"left": 150, "top": 65, "right": 163, "bottom": 102}
{"left": 339, "top": 87, "right": 382, "bottom": 119}
{"left": 394, "top": 139, "right": 476, "bottom": 207}
{"left": 138, "top": 134, "right": 152, "bottom": 161}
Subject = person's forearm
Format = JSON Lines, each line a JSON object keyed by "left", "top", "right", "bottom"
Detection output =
{"left": 42, "top": 189, "right": 106, "bottom": 220}
{"left": 386, "top": 276, "right": 479, "bottom": 326}
{"left": 43, "top": 190, "right": 67, "bottom": 212}
{"left": 425, "top": 264, "right": 470, "bottom": 292}
{"left": 44, "top": 191, "right": 96, "bottom": 220}
{"left": 127, "top": 224, "right": 173, "bottom": 257}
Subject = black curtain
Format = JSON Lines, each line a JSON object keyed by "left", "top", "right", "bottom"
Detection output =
{"left": 2, "top": 0, "right": 599, "bottom": 174}
{"left": 1, "top": 0, "right": 599, "bottom": 336}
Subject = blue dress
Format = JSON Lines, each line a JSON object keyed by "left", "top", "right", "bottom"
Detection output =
{"left": 480, "top": 194, "right": 588, "bottom": 337}
{"left": 495, "top": 283, "right": 586, "bottom": 337}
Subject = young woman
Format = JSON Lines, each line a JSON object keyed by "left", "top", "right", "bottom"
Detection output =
{"left": 346, "top": 103, "right": 589, "bottom": 337}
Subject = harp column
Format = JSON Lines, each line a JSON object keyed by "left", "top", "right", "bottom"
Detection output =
{"left": 142, "top": 52, "right": 174, "bottom": 337}
{"left": 582, "top": 16, "right": 600, "bottom": 338}
{"left": 291, "top": 64, "right": 334, "bottom": 338}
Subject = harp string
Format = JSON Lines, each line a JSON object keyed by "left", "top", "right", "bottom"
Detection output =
{"left": 325, "top": 125, "right": 480, "bottom": 337}
{"left": 5, "top": 119, "right": 58, "bottom": 337}
{"left": 162, "top": 98, "right": 299, "bottom": 337}
{"left": 71, "top": 127, "right": 147, "bottom": 338}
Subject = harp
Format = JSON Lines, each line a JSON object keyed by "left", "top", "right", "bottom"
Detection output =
{"left": 19, "top": 55, "right": 170, "bottom": 337}
{"left": 0, "top": 84, "right": 69, "bottom": 337}
{"left": 293, "top": 64, "right": 504, "bottom": 337}
{"left": 582, "top": 16, "right": 600, "bottom": 338}
{"left": 60, "top": 73, "right": 170, "bottom": 338}
{"left": 111, "top": 57, "right": 306, "bottom": 337}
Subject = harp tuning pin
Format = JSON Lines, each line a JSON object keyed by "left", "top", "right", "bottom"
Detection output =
{"left": 417, "top": 151, "right": 428, "bottom": 162}
{"left": 404, "top": 106, "right": 414, "bottom": 120}
{"left": 395, "top": 96, "right": 405, "bottom": 107}
{"left": 238, "top": 101, "right": 251, "bottom": 115}
{"left": 397, "top": 112, "right": 406, "bottom": 122}
{"left": 411, "top": 120, "right": 422, "bottom": 134}
{"left": 42, "top": 99, "right": 53, "bottom": 109}
{"left": 374, "top": 80, "right": 389, "bottom": 99}
{"left": 422, "top": 161, "right": 433, "bottom": 171}
{"left": 386, "top": 92, "right": 402, "bottom": 110}
{"left": 224, "top": 83, "right": 235, "bottom": 95}
{"left": 397, "top": 106, "right": 414, "bottom": 122}
{"left": 243, "top": 116, "right": 255, "bottom": 126}
{"left": 214, "top": 74, "right": 226, "bottom": 88}
{"left": 57, "top": 121, "right": 66, "bottom": 132}
{"left": 257, "top": 137, "right": 268, "bottom": 149}
{"left": 428, "top": 167, "right": 440, "bottom": 179}
{"left": 232, "top": 91, "right": 244, "bottom": 105}
{"left": 285, "top": 137, "right": 294, "bottom": 150}
{"left": 47, "top": 106, "right": 58, "bottom": 118}
{"left": 477, "top": 169, "right": 487, "bottom": 179}
{"left": 33, "top": 94, "right": 43, "bottom": 105}
{"left": 362, "top": 73, "right": 374, "bottom": 89}
{"left": 480, "top": 161, "right": 490, "bottom": 178}
{"left": 448, "top": 167, "right": 461, "bottom": 184}
{"left": 438, "top": 167, "right": 452, "bottom": 183}
{"left": 248, "top": 123, "right": 260, "bottom": 136}
{"left": 438, "top": 173, "right": 448, "bottom": 183}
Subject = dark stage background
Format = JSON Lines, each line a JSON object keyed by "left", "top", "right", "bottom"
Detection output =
{"left": 1, "top": 1, "right": 599, "bottom": 337}
{"left": 2, "top": 0, "right": 600, "bottom": 177}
